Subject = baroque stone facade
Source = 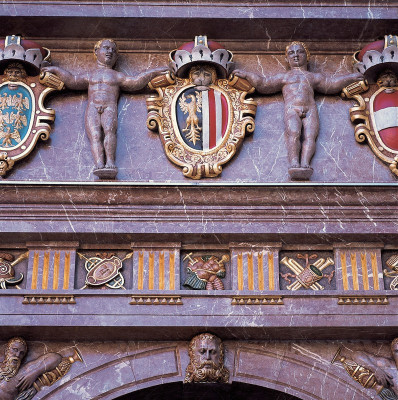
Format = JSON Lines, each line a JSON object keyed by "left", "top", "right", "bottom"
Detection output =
{"left": 0, "top": 1, "right": 397, "bottom": 399}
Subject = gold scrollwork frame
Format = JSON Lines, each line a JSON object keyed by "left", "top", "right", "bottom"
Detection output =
{"left": 342, "top": 80, "right": 398, "bottom": 176}
{"left": 147, "top": 72, "right": 257, "bottom": 179}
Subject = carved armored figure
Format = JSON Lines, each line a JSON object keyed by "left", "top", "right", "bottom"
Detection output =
{"left": 234, "top": 41, "right": 362, "bottom": 180}
{"left": 183, "top": 254, "right": 228, "bottom": 290}
{"left": 184, "top": 333, "right": 229, "bottom": 383}
{"left": 0, "top": 337, "right": 82, "bottom": 400}
{"left": 42, "top": 39, "right": 167, "bottom": 179}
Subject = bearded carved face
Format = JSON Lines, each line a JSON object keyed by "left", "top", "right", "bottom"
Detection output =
{"left": 0, "top": 338, "right": 27, "bottom": 381}
{"left": 189, "top": 65, "right": 216, "bottom": 91}
{"left": 184, "top": 333, "right": 229, "bottom": 383}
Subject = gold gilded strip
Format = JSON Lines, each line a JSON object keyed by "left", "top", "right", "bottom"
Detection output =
{"left": 159, "top": 252, "right": 165, "bottom": 290}
{"left": 351, "top": 252, "right": 359, "bottom": 290}
{"left": 138, "top": 251, "right": 144, "bottom": 290}
{"left": 53, "top": 251, "right": 60, "bottom": 290}
{"left": 340, "top": 252, "right": 349, "bottom": 290}
{"left": 360, "top": 253, "right": 369, "bottom": 291}
{"left": 169, "top": 251, "right": 175, "bottom": 290}
{"left": 237, "top": 253, "right": 243, "bottom": 290}
{"left": 247, "top": 252, "right": 254, "bottom": 291}
{"left": 268, "top": 252, "right": 275, "bottom": 291}
{"left": 31, "top": 251, "right": 39, "bottom": 290}
{"left": 42, "top": 251, "right": 50, "bottom": 290}
{"left": 257, "top": 252, "right": 264, "bottom": 291}
{"left": 62, "top": 252, "right": 70, "bottom": 290}
{"left": 371, "top": 252, "right": 380, "bottom": 290}
{"left": 148, "top": 252, "right": 155, "bottom": 290}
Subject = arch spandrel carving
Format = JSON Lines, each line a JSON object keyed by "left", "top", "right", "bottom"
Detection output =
{"left": 32, "top": 342, "right": 374, "bottom": 400}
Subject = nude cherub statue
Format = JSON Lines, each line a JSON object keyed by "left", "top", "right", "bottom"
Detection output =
{"left": 42, "top": 39, "right": 167, "bottom": 179}
{"left": 233, "top": 41, "right": 363, "bottom": 180}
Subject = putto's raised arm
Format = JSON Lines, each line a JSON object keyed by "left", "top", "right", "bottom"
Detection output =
{"left": 41, "top": 66, "right": 89, "bottom": 91}
{"left": 120, "top": 66, "right": 169, "bottom": 92}
{"left": 233, "top": 69, "right": 284, "bottom": 94}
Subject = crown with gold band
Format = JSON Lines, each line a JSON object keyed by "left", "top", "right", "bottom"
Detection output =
{"left": 169, "top": 36, "right": 234, "bottom": 78}
{"left": 0, "top": 35, "right": 51, "bottom": 75}
{"left": 354, "top": 34, "right": 398, "bottom": 82}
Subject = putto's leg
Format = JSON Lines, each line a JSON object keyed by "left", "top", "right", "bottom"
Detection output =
{"left": 101, "top": 105, "right": 118, "bottom": 169}
{"left": 301, "top": 106, "right": 319, "bottom": 168}
{"left": 284, "top": 107, "right": 302, "bottom": 168}
{"left": 85, "top": 104, "right": 105, "bottom": 169}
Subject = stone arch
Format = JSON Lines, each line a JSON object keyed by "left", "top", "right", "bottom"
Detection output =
{"left": 37, "top": 343, "right": 374, "bottom": 400}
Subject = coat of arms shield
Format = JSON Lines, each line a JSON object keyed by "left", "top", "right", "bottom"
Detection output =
{"left": 146, "top": 36, "right": 256, "bottom": 179}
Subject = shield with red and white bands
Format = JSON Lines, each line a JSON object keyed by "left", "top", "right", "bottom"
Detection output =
{"left": 371, "top": 89, "right": 398, "bottom": 152}
{"left": 176, "top": 87, "right": 229, "bottom": 151}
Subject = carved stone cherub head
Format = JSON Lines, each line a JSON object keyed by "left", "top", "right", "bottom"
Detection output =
{"left": 184, "top": 333, "right": 229, "bottom": 383}
{"left": 0, "top": 337, "right": 27, "bottom": 381}
{"left": 94, "top": 39, "right": 118, "bottom": 68}
{"left": 188, "top": 64, "right": 217, "bottom": 91}
{"left": 285, "top": 41, "right": 310, "bottom": 69}
{"left": 391, "top": 338, "right": 398, "bottom": 367}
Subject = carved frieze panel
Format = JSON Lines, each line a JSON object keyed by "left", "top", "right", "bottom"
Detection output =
{"left": 75, "top": 250, "right": 133, "bottom": 290}
{"left": 382, "top": 251, "right": 398, "bottom": 290}
{"left": 279, "top": 251, "right": 335, "bottom": 291}
{"left": 180, "top": 251, "right": 230, "bottom": 290}
{"left": 0, "top": 250, "right": 28, "bottom": 289}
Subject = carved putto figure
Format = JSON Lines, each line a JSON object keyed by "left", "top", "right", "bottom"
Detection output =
{"left": 234, "top": 41, "right": 362, "bottom": 180}
{"left": 42, "top": 39, "right": 167, "bottom": 179}
{"left": 184, "top": 333, "right": 229, "bottom": 383}
{"left": 0, "top": 337, "right": 82, "bottom": 400}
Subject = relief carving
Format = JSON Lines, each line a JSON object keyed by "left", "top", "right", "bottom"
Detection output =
{"left": 78, "top": 251, "right": 133, "bottom": 290}
{"left": 42, "top": 39, "right": 167, "bottom": 179}
{"left": 332, "top": 339, "right": 398, "bottom": 400}
{"left": 184, "top": 333, "right": 229, "bottom": 384}
{"left": 183, "top": 253, "right": 228, "bottom": 290}
{"left": 0, "top": 337, "right": 82, "bottom": 400}
{"left": 384, "top": 255, "right": 398, "bottom": 290}
{"left": 0, "top": 252, "right": 28, "bottom": 289}
{"left": 233, "top": 41, "right": 362, "bottom": 180}
{"left": 279, "top": 252, "right": 335, "bottom": 290}
{"left": 147, "top": 35, "right": 256, "bottom": 179}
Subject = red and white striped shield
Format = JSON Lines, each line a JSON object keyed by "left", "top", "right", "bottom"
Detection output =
{"left": 177, "top": 87, "right": 229, "bottom": 151}
{"left": 200, "top": 89, "right": 229, "bottom": 151}
{"left": 372, "top": 89, "right": 398, "bottom": 151}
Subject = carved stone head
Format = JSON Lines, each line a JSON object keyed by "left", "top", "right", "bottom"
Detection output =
{"left": 184, "top": 333, "right": 229, "bottom": 383}
{"left": 94, "top": 39, "right": 118, "bottom": 68}
{"left": 0, "top": 153, "right": 14, "bottom": 177}
{"left": 0, "top": 337, "right": 27, "bottom": 381}
{"left": 377, "top": 69, "right": 398, "bottom": 89}
{"left": 285, "top": 41, "right": 310, "bottom": 69}
{"left": 3, "top": 62, "right": 27, "bottom": 89}
{"left": 188, "top": 65, "right": 217, "bottom": 91}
